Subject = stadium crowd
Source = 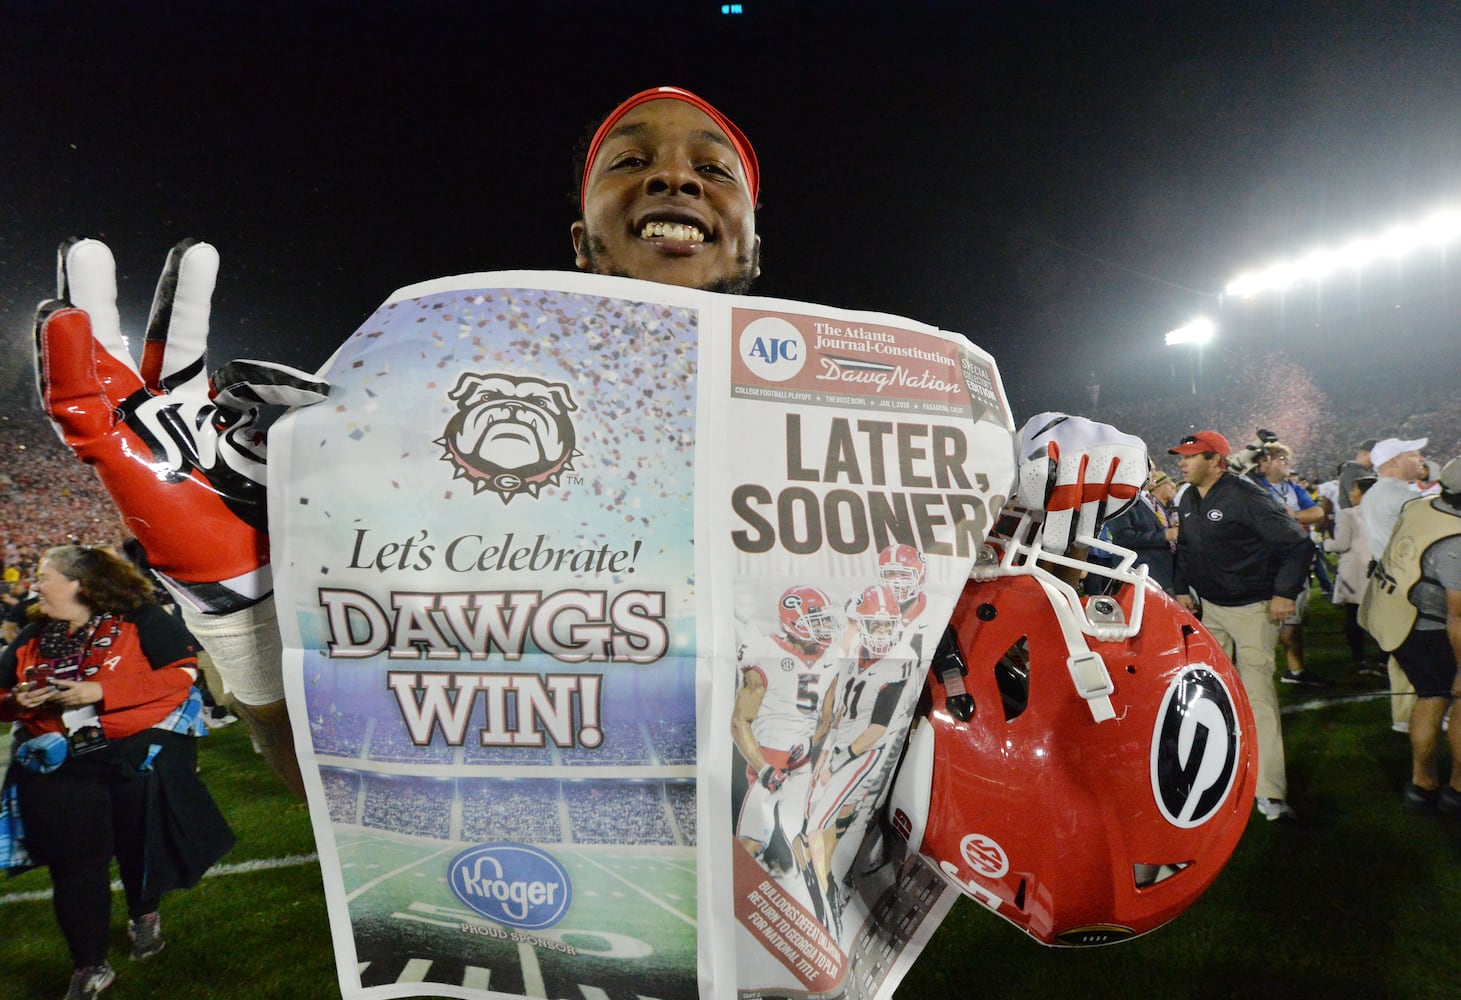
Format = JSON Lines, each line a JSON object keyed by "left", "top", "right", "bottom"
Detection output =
{"left": 1091, "top": 359, "right": 1459, "bottom": 489}
{"left": 1, "top": 414, "right": 129, "bottom": 585}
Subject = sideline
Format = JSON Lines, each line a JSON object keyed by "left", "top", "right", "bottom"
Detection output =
{"left": 0, "top": 852, "right": 321, "bottom": 907}
{"left": 1281, "top": 691, "right": 1390, "bottom": 715}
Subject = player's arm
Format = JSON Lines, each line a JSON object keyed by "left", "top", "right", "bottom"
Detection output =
{"left": 810, "top": 680, "right": 843, "bottom": 782}
{"left": 845, "top": 678, "right": 906, "bottom": 760}
{"left": 810, "top": 672, "right": 838, "bottom": 754}
{"left": 731, "top": 667, "right": 770, "bottom": 772}
{"left": 34, "top": 238, "right": 328, "bottom": 797}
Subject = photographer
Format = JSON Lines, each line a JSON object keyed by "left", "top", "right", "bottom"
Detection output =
{"left": 1229, "top": 427, "right": 1281, "bottom": 481}
{"left": 1, "top": 545, "right": 232, "bottom": 1000}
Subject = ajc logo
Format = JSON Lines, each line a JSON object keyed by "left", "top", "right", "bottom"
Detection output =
{"left": 739, "top": 317, "right": 806, "bottom": 382}
{"left": 447, "top": 842, "right": 573, "bottom": 930}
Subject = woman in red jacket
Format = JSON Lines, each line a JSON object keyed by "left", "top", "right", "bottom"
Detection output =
{"left": 1, "top": 545, "right": 217, "bottom": 1000}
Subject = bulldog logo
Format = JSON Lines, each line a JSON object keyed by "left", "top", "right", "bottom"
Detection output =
{"left": 436, "top": 371, "right": 581, "bottom": 502}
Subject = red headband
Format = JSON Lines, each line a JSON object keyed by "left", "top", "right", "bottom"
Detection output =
{"left": 580, "top": 86, "right": 759, "bottom": 213}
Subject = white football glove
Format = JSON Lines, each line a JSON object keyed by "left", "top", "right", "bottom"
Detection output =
{"left": 1016, "top": 412, "right": 1147, "bottom": 555}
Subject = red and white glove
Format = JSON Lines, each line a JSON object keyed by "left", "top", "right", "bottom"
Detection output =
{"left": 1016, "top": 411, "right": 1147, "bottom": 555}
{"left": 33, "top": 238, "right": 328, "bottom": 614}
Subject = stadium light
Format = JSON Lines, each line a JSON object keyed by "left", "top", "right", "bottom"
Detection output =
{"left": 1165, "top": 317, "right": 1214, "bottom": 395}
{"left": 1164, "top": 317, "right": 1216, "bottom": 347}
{"left": 1224, "top": 204, "right": 1461, "bottom": 300}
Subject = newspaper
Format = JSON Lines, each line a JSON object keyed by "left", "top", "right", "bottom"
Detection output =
{"left": 269, "top": 271, "right": 1016, "bottom": 1000}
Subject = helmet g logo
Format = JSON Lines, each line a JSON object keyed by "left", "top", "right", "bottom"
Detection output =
{"left": 437, "top": 371, "right": 581, "bottom": 503}
{"left": 1151, "top": 666, "right": 1241, "bottom": 828}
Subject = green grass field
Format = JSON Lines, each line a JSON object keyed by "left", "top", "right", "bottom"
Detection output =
{"left": 337, "top": 833, "right": 697, "bottom": 997}
{"left": 4, "top": 591, "right": 1459, "bottom": 1000}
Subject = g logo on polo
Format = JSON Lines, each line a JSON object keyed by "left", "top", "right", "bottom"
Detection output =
{"left": 448, "top": 842, "right": 573, "bottom": 930}
{"left": 739, "top": 317, "right": 806, "bottom": 382}
{"left": 436, "top": 371, "right": 581, "bottom": 503}
{"left": 1150, "top": 666, "right": 1241, "bottom": 828}
{"left": 1206, "top": 509, "right": 1223, "bottom": 521}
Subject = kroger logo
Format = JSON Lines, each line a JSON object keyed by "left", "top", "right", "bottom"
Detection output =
{"left": 447, "top": 842, "right": 572, "bottom": 930}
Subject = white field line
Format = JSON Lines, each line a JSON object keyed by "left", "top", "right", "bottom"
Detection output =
{"left": 345, "top": 845, "right": 454, "bottom": 903}
{"left": 0, "top": 853, "right": 321, "bottom": 907}
{"left": 1280, "top": 691, "right": 1390, "bottom": 714}
{"left": 574, "top": 851, "right": 697, "bottom": 927}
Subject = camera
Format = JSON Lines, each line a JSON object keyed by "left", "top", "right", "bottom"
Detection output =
{"left": 1230, "top": 428, "right": 1280, "bottom": 476}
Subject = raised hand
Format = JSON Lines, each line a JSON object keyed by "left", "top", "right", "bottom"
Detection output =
{"left": 34, "top": 238, "right": 326, "bottom": 613}
{"left": 34, "top": 238, "right": 326, "bottom": 798}
{"left": 1016, "top": 411, "right": 1147, "bottom": 555}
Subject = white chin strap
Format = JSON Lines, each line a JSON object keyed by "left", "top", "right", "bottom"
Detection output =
{"left": 973, "top": 511, "right": 1154, "bottom": 723}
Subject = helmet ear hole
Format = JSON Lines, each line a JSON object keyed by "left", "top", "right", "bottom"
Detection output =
{"left": 994, "top": 638, "right": 1031, "bottom": 721}
{"left": 1133, "top": 861, "right": 1192, "bottom": 888}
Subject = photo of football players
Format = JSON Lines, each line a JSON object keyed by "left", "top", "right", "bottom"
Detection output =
{"left": 731, "top": 585, "right": 843, "bottom": 872}
{"left": 877, "top": 543, "right": 934, "bottom": 664}
{"left": 800, "top": 584, "right": 921, "bottom": 934}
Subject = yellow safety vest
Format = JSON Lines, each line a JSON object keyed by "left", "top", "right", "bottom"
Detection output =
{"left": 1360, "top": 497, "right": 1461, "bottom": 652}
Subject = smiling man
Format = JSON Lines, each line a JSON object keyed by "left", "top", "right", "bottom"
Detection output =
{"left": 572, "top": 86, "right": 762, "bottom": 293}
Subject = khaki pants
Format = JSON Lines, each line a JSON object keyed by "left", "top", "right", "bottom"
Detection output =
{"left": 1201, "top": 600, "right": 1286, "bottom": 801}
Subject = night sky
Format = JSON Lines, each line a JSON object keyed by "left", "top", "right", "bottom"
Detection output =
{"left": 4, "top": 0, "right": 1459, "bottom": 417}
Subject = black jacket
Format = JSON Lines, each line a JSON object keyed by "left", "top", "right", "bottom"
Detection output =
{"left": 1173, "top": 472, "right": 1313, "bottom": 606}
{"left": 1107, "top": 495, "right": 1175, "bottom": 592}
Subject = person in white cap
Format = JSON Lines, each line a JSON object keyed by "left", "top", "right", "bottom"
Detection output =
{"left": 1362, "top": 437, "right": 1428, "bottom": 556}
{"left": 1361, "top": 436, "right": 1428, "bottom": 732}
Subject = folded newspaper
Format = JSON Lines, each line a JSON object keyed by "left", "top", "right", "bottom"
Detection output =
{"left": 270, "top": 271, "right": 1016, "bottom": 999}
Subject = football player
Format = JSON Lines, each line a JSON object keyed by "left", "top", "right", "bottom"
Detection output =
{"left": 732, "top": 585, "right": 842, "bottom": 871}
{"left": 800, "top": 584, "right": 920, "bottom": 934}
{"left": 877, "top": 543, "right": 934, "bottom": 664}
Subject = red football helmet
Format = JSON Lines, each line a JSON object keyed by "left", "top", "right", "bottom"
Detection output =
{"left": 877, "top": 543, "right": 927, "bottom": 603}
{"left": 778, "top": 585, "right": 840, "bottom": 645}
{"left": 887, "top": 516, "right": 1257, "bottom": 946}
{"left": 853, "top": 584, "right": 905, "bottom": 656}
